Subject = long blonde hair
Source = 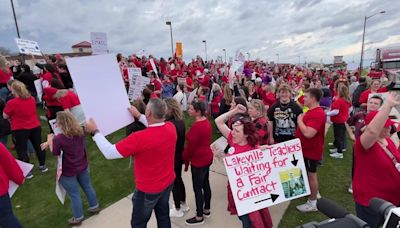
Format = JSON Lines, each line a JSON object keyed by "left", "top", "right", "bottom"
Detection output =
{"left": 338, "top": 85, "right": 351, "bottom": 103}
{"left": 223, "top": 84, "right": 233, "bottom": 105}
{"left": 0, "top": 55, "right": 9, "bottom": 72}
{"left": 164, "top": 98, "right": 183, "bottom": 120}
{"left": 56, "top": 111, "right": 84, "bottom": 137}
{"left": 11, "top": 80, "right": 31, "bottom": 99}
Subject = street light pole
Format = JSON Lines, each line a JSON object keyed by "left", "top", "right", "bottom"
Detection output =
{"left": 165, "top": 21, "right": 174, "bottom": 58}
{"left": 10, "top": 0, "right": 21, "bottom": 38}
{"left": 202, "top": 40, "right": 207, "bottom": 62}
{"left": 359, "top": 11, "right": 385, "bottom": 73}
{"left": 222, "top": 49, "right": 226, "bottom": 64}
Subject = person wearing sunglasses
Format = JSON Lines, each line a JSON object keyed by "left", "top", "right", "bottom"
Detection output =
{"left": 215, "top": 104, "right": 273, "bottom": 228}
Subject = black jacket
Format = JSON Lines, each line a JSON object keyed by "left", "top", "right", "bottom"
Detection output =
{"left": 352, "top": 83, "right": 367, "bottom": 107}
{"left": 15, "top": 71, "right": 38, "bottom": 97}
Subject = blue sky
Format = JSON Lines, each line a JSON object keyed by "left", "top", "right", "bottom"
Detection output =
{"left": 1, "top": 0, "right": 399, "bottom": 65}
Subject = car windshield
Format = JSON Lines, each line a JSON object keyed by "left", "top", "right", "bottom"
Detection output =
{"left": 383, "top": 61, "right": 400, "bottom": 69}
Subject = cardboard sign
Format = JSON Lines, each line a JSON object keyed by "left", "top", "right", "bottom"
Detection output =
{"left": 34, "top": 79, "right": 43, "bottom": 102}
{"left": 9, "top": 160, "right": 34, "bottom": 197}
{"left": 49, "top": 119, "right": 67, "bottom": 204}
{"left": 66, "top": 54, "right": 134, "bottom": 136}
{"left": 128, "top": 68, "right": 150, "bottom": 101}
{"left": 224, "top": 138, "right": 310, "bottom": 216}
{"left": 15, "top": 38, "right": 42, "bottom": 56}
{"left": 90, "top": 32, "right": 108, "bottom": 55}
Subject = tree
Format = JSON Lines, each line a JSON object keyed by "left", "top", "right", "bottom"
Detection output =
{"left": 0, "top": 46, "right": 12, "bottom": 56}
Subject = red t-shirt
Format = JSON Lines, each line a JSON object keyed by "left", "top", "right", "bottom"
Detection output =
{"left": 43, "top": 87, "right": 62, "bottom": 106}
{"left": 0, "top": 69, "right": 12, "bottom": 84}
{"left": 0, "top": 144, "right": 24, "bottom": 195}
{"left": 295, "top": 107, "right": 326, "bottom": 160}
{"left": 330, "top": 97, "right": 351, "bottom": 124}
{"left": 353, "top": 138, "right": 400, "bottom": 206}
{"left": 262, "top": 92, "right": 276, "bottom": 108}
{"left": 60, "top": 91, "right": 81, "bottom": 110}
{"left": 211, "top": 93, "right": 222, "bottom": 115}
{"left": 186, "top": 77, "right": 193, "bottom": 92}
{"left": 116, "top": 122, "right": 176, "bottom": 193}
{"left": 4, "top": 97, "right": 40, "bottom": 130}
{"left": 182, "top": 119, "right": 213, "bottom": 167}
{"left": 359, "top": 88, "right": 388, "bottom": 105}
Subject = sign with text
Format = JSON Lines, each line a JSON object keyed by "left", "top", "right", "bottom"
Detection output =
{"left": 90, "top": 32, "right": 108, "bottom": 55}
{"left": 34, "top": 79, "right": 43, "bottom": 102}
{"left": 15, "top": 38, "right": 42, "bottom": 56}
{"left": 128, "top": 67, "right": 150, "bottom": 101}
{"left": 176, "top": 42, "right": 183, "bottom": 58}
{"left": 49, "top": 119, "right": 66, "bottom": 204}
{"left": 224, "top": 138, "right": 310, "bottom": 216}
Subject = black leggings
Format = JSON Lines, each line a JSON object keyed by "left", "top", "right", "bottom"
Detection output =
{"left": 333, "top": 123, "right": 346, "bottom": 153}
{"left": 191, "top": 165, "right": 211, "bottom": 217}
{"left": 172, "top": 161, "right": 186, "bottom": 209}
{"left": 12, "top": 127, "right": 46, "bottom": 166}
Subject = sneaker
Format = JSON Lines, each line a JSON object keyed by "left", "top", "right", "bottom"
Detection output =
{"left": 68, "top": 217, "right": 83, "bottom": 226}
{"left": 317, "top": 192, "right": 322, "bottom": 199}
{"left": 348, "top": 185, "right": 353, "bottom": 194}
{"left": 296, "top": 200, "right": 318, "bottom": 212}
{"left": 329, "top": 148, "right": 337, "bottom": 154}
{"left": 328, "top": 142, "right": 334, "bottom": 146}
{"left": 26, "top": 171, "right": 34, "bottom": 179}
{"left": 39, "top": 165, "right": 48, "bottom": 173}
{"left": 180, "top": 202, "right": 190, "bottom": 212}
{"left": 169, "top": 208, "right": 184, "bottom": 218}
{"left": 185, "top": 217, "right": 205, "bottom": 226}
{"left": 88, "top": 207, "right": 101, "bottom": 215}
{"left": 343, "top": 148, "right": 347, "bottom": 152}
{"left": 329, "top": 152, "right": 343, "bottom": 159}
{"left": 203, "top": 210, "right": 211, "bottom": 218}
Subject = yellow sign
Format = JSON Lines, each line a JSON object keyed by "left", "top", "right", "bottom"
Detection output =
{"left": 176, "top": 42, "right": 183, "bottom": 58}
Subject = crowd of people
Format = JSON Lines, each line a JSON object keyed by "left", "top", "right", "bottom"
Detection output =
{"left": 0, "top": 51, "right": 399, "bottom": 228}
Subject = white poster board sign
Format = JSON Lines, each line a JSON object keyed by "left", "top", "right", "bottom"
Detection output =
{"left": 9, "top": 160, "right": 34, "bottom": 197}
{"left": 66, "top": 54, "right": 134, "bottom": 136}
{"left": 90, "top": 32, "right": 108, "bottom": 55}
{"left": 128, "top": 67, "right": 150, "bottom": 101}
{"left": 49, "top": 119, "right": 67, "bottom": 204}
{"left": 210, "top": 136, "right": 229, "bottom": 164}
{"left": 34, "top": 79, "right": 43, "bottom": 102}
{"left": 15, "top": 38, "right": 42, "bottom": 56}
{"left": 229, "top": 60, "right": 244, "bottom": 88}
{"left": 149, "top": 58, "right": 158, "bottom": 76}
{"left": 224, "top": 138, "right": 310, "bottom": 216}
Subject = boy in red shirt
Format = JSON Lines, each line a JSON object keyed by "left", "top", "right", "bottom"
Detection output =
{"left": 295, "top": 88, "right": 326, "bottom": 212}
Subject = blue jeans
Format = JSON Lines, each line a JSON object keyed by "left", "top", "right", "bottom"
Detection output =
{"left": 131, "top": 183, "right": 173, "bottom": 228}
{"left": 0, "top": 193, "right": 22, "bottom": 228}
{"left": 0, "top": 87, "right": 8, "bottom": 102}
{"left": 239, "top": 214, "right": 251, "bottom": 228}
{"left": 59, "top": 168, "right": 99, "bottom": 219}
{"left": 355, "top": 203, "right": 384, "bottom": 228}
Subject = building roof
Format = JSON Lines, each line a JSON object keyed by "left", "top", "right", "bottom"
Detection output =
{"left": 71, "top": 41, "right": 92, "bottom": 48}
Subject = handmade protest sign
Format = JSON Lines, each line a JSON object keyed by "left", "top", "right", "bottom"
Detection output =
{"left": 150, "top": 58, "right": 158, "bottom": 76}
{"left": 66, "top": 54, "right": 134, "bottom": 136}
{"left": 90, "top": 32, "right": 108, "bottom": 55}
{"left": 176, "top": 42, "right": 183, "bottom": 58}
{"left": 9, "top": 160, "right": 34, "bottom": 197}
{"left": 49, "top": 119, "right": 67, "bottom": 204}
{"left": 128, "top": 67, "right": 150, "bottom": 101}
{"left": 34, "top": 79, "right": 43, "bottom": 102}
{"left": 15, "top": 38, "right": 42, "bottom": 56}
{"left": 224, "top": 138, "right": 310, "bottom": 216}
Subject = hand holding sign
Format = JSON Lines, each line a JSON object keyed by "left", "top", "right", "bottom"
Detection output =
{"left": 85, "top": 118, "right": 99, "bottom": 134}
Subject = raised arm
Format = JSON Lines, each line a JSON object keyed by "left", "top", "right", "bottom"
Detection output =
{"left": 360, "top": 92, "right": 400, "bottom": 150}
{"left": 215, "top": 104, "right": 246, "bottom": 138}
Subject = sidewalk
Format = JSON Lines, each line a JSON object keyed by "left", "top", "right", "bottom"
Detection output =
{"left": 81, "top": 158, "right": 289, "bottom": 228}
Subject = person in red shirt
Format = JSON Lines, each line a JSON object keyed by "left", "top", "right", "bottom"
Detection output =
{"left": 86, "top": 98, "right": 176, "bottom": 228}
{"left": 328, "top": 85, "right": 352, "bottom": 159}
{"left": 0, "top": 56, "right": 12, "bottom": 101}
{"left": 0, "top": 143, "right": 24, "bottom": 228}
{"left": 3, "top": 81, "right": 48, "bottom": 178}
{"left": 210, "top": 84, "right": 222, "bottom": 118}
{"left": 182, "top": 100, "right": 213, "bottom": 225}
{"left": 215, "top": 105, "right": 273, "bottom": 228}
{"left": 358, "top": 79, "right": 391, "bottom": 108}
{"left": 353, "top": 92, "right": 400, "bottom": 228}
{"left": 295, "top": 88, "right": 326, "bottom": 212}
{"left": 149, "top": 71, "right": 162, "bottom": 98}
{"left": 55, "top": 89, "right": 85, "bottom": 125}
{"left": 261, "top": 84, "right": 276, "bottom": 109}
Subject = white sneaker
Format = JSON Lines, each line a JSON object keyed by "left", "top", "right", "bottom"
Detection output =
{"left": 348, "top": 185, "right": 353, "bottom": 194}
{"left": 329, "top": 148, "right": 337, "bottom": 154}
{"left": 317, "top": 192, "right": 322, "bottom": 199}
{"left": 296, "top": 200, "right": 318, "bottom": 212}
{"left": 329, "top": 152, "right": 343, "bottom": 159}
{"left": 180, "top": 203, "right": 190, "bottom": 212}
{"left": 328, "top": 142, "right": 334, "bottom": 146}
{"left": 169, "top": 208, "right": 184, "bottom": 218}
